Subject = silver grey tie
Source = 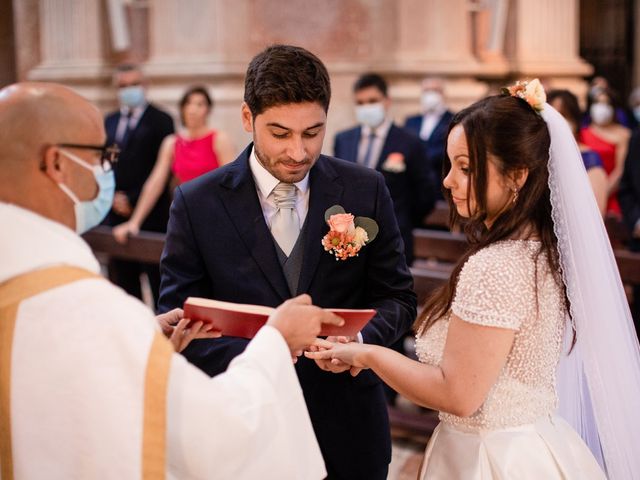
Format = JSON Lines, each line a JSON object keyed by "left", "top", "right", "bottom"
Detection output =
{"left": 271, "top": 182, "right": 300, "bottom": 256}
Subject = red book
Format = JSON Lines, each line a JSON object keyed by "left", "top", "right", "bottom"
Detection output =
{"left": 183, "top": 297, "right": 376, "bottom": 339}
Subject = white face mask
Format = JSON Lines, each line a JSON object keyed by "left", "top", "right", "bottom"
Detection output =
{"left": 590, "top": 103, "right": 614, "bottom": 126}
{"left": 355, "top": 102, "right": 386, "bottom": 128}
{"left": 57, "top": 149, "right": 115, "bottom": 234}
{"left": 421, "top": 91, "right": 444, "bottom": 113}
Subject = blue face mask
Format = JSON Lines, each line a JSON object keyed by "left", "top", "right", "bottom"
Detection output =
{"left": 355, "top": 102, "right": 386, "bottom": 128}
{"left": 633, "top": 106, "right": 640, "bottom": 123}
{"left": 57, "top": 149, "right": 115, "bottom": 234}
{"left": 118, "top": 85, "right": 145, "bottom": 108}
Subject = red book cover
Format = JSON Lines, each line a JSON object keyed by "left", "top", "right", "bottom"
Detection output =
{"left": 183, "top": 297, "right": 376, "bottom": 339}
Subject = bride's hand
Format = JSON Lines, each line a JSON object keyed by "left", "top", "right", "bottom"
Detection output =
{"left": 305, "top": 338, "right": 371, "bottom": 375}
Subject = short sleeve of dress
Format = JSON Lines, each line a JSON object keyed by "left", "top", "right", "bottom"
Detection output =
{"left": 451, "top": 241, "right": 536, "bottom": 330}
{"left": 581, "top": 150, "right": 604, "bottom": 171}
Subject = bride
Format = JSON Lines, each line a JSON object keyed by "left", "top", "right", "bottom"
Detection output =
{"left": 307, "top": 80, "right": 640, "bottom": 479}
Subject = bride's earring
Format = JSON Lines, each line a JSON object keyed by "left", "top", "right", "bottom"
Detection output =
{"left": 511, "top": 187, "right": 519, "bottom": 204}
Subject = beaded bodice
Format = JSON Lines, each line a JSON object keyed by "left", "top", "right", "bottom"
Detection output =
{"left": 415, "top": 240, "right": 566, "bottom": 430}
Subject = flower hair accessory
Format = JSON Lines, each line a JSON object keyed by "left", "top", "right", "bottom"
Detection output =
{"left": 321, "top": 205, "right": 379, "bottom": 261}
{"left": 501, "top": 78, "right": 546, "bottom": 113}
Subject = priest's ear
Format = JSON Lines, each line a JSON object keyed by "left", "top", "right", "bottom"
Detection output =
{"left": 40, "top": 146, "right": 67, "bottom": 184}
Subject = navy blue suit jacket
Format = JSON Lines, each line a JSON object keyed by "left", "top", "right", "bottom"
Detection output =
{"left": 158, "top": 145, "right": 417, "bottom": 479}
{"left": 405, "top": 111, "right": 454, "bottom": 199}
{"left": 333, "top": 124, "right": 435, "bottom": 264}
{"left": 620, "top": 129, "right": 640, "bottom": 253}
{"left": 103, "top": 104, "right": 174, "bottom": 232}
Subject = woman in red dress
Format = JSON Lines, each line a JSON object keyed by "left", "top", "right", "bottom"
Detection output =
{"left": 579, "top": 88, "right": 631, "bottom": 215}
{"left": 113, "top": 86, "right": 235, "bottom": 243}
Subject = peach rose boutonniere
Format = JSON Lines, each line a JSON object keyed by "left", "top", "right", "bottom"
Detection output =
{"left": 381, "top": 152, "right": 406, "bottom": 173}
{"left": 502, "top": 78, "right": 546, "bottom": 113}
{"left": 321, "top": 205, "right": 379, "bottom": 261}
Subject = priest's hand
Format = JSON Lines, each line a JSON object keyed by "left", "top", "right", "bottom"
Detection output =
{"left": 267, "top": 294, "right": 344, "bottom": 355}
{"left": 156, "top": 308, "right": 221, "bottom": 352}
{"left": 305, "top": 338, "right": 370, "bottom": 377}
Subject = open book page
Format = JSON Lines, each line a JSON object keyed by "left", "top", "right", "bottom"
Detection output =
{"left": 183, "top": 297, "right": 376, "bottom": 339}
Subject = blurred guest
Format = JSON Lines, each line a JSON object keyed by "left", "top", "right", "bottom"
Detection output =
{"left": 628, "top": 86, "right": 640, "bottom": 129}
{"left": 579, "top": 87, "right": 631, "bottom": 215}
{"left": 103, "top": 64, "right": 175, "bottom": 307}
{"left": 619, "top": 128, "right": 640, "bottom": 328}
{"left": 548, "top": 89, "right": 608, "bottom": 215}
{"left": 113, "top": 86, "right": 235, "bottom": 244}
{"left": 584, "top": 76, "right": 631, "bottom": 128}
{"left": 334, "top": 73, "right": 435, "bottom": 265}
{"left": 404, "top": 77, "right": 454, "bottom": 198}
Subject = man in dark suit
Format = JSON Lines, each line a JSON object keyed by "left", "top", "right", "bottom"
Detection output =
{"left": 334, "top": 73, "right": 435, "bottom": 265}
{"left": 619, "top": 129, "right": 640, "bottom": 333}
{"left": 158, "top": 45, "right": 416, "bottom": 480}
{"left": 404, "top": 77, "right": 454, "bottom": 199}
{"left": 103, "top": 64, "right": 174, "bottom": 306}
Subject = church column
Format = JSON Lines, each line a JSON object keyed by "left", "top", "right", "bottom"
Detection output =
{"left": 507, "top": 0, "right": 591, "bottom": 93}
{"left": 28, "top": 0, "right": 109, "bottom": 81}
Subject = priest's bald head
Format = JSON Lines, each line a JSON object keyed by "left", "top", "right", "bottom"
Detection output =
{"left": 0, "top": 82, "right": 116, "bottom": 233}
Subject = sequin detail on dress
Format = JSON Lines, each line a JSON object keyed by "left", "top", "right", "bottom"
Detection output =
{"left": 415, "top": 240, "right": 565, "bottom": 431}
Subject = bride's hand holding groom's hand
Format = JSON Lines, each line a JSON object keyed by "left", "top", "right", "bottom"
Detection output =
{"left": 306, "top": 338, "right": 371, "bottom": 377}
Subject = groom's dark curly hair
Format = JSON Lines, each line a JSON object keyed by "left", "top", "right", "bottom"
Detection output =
{"left": 244, "top": 44, "right": 331, "bottom": 116}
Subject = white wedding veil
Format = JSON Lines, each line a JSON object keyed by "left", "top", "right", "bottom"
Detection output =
{"left": 543, "top": 103, "right": 640, "bottom": 479}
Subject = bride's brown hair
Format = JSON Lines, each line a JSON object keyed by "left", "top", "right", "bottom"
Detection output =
{"left": 414, "top": 95, "right": 565, "bottom": 333}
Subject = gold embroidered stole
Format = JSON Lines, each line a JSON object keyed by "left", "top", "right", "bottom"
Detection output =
{"left": 0, "top": 266, "right": 172, "bottom": 480}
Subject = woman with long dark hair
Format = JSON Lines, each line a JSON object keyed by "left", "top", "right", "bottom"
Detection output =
{"left": 307, "top": 81, "right": 640, "bottom": 478}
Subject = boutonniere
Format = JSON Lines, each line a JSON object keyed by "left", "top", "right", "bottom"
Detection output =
{"left": 321, "top": 205, "right": 379, "bottom": 261}
{"left": 381, "top": 152, "right": 406, "bottom": 173}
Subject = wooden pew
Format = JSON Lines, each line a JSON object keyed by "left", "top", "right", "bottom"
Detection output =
{"left": 615, "top": 249, "right": 640, "bottom": 285}
{"left": 411, "top": 227, "right": 640, "bottom": 300}
{"left": 411, "top": 267, "right": 450, "bottom": 305}
{"left": 413, "top": 229, "right": 467, "bottom": 265}
{"left": 605, "top": 214, "right": 630, "bottom": 249}
{"left": 422, "top": 200, "right": 450, "bottom": 229}
{"left": 82, "top": 225, "right": 165, "bottom": 264}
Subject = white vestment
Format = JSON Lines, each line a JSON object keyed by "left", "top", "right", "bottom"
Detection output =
{"left": 0, "top": 203, "right": 326, "bottom": 480}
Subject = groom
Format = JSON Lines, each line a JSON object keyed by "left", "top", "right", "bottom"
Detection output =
{"left": 158, "top": 45, "right": 416, "bottom": 479}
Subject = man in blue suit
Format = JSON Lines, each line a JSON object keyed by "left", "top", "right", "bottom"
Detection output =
{"left": 158, "top": 45, "right": 416, "bottom": 480}
{"left": 404, "top": 77, "right": 454, "bottom": 199}
{"left": 334, "top": 73, "right": 435, "bottom": 265}
{"left": 103, "top": 64, "right": 174, "bottom": 306}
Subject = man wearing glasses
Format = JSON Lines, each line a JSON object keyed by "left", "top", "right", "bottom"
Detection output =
{"left": 0, "top": 81, "right": 337, "bottom": 479}
{"left": 103, "top": 64, "right": 174, "bottom": 309}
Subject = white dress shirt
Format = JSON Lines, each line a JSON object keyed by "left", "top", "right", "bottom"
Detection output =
{"left": 419, "top": 105, "right": 447, "bottom": 141}
{"left": 358, "top": 119, "right": 392, "bottom": 168}
{"left": 249, "top": 147, "right": 310, "bottom": 228}
{"left": 115, "top": 103, "right": 148, "bottom": 144}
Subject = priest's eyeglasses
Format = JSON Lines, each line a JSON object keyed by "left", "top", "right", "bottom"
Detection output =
{"left": 56, "top": 143, "right": 121, "bottom": 172}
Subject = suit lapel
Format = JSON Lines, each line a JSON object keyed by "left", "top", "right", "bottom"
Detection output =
{"left": 376, "top": 124, "right": 397, "bottom": 170}
{"left": 297, "top": 157, "right": 344, "bottom": 294}
{"left": 348, "top": 127, "right": 361, "bottom": 164}
{"left": 218, "top": 146, "right": 291, "bottom": 301}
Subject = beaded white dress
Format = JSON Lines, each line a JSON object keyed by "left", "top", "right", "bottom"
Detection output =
{"left": 415, "top": 240, "right": 605, "bottom": 479}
